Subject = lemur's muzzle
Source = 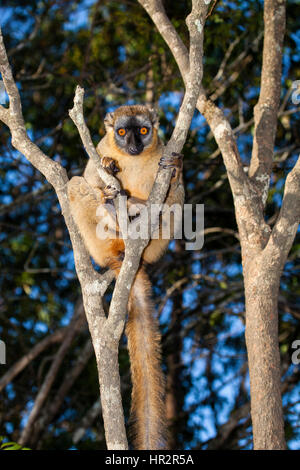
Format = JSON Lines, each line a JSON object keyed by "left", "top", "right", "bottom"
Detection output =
{"left": 126, "top": 130, "right": 144, "bottom": 155}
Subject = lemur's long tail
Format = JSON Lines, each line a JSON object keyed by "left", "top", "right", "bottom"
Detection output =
{"left": 126, "top": 267, "right": 166, "bottom": 450}
{"left": 109, "top": 260, "right": 166, "bottom": 449}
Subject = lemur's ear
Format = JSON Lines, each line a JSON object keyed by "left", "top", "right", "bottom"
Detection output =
{"left": 146, "top": 105, "right": 159, "bottom": 129}
{"left": 104, "top": 111, "right": 115, "bottom": 129}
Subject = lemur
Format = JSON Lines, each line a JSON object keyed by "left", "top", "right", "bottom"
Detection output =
{"left": 68, "top": 105, "right": 184, "bottom": 449}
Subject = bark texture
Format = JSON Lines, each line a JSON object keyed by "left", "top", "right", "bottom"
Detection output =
{"left": 138, "top": 0, "right": 299, "bottom": 450}
{"left": 0, "top": 0, "right": 208, "bottom": 449}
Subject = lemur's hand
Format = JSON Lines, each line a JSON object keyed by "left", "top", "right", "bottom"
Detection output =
{"left": 101, "top": 156, "right": 120, "bottom": 176}
{"left": 159, "top": 152, "right": 183, "bottom": 182}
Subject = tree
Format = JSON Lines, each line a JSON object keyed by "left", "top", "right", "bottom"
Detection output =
{"left": 0, "top": 0, "right": 210, "bottom": 450}
{"left": 0, "top": 0, "right": 299, "bottom": 451}
{"left": 138, "top": 0, "right": 300, "bottom": 449}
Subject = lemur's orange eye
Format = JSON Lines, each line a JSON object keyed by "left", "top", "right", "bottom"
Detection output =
{"left": 140, "top": 127, "right": 148, "bottom": 135}
{"left": 118, "top": 128, "right": 126, "bottom": 136}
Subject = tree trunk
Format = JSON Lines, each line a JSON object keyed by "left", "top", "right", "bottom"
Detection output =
{"left": 96, "top": 337, "right": 128, "bottom": 450}
{"left": 244, "top": 254, "right": 286, "bottom": 449}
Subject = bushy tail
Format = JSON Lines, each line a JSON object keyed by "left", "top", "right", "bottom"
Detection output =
{"left": 126, "top": 267, "right": 167, "bottom": 450}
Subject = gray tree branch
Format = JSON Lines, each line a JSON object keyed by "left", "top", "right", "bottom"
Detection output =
{"left": 138, "top": 0, "right": 295, "bottom": 451}
{"left": 0, "top": 27, "right": 126, "bottom": 450}
{"left": 0, "top": 0, "right": 209, "bottom": 448}
{"left": 249, "top": 0, "right": 286, "bottom": 199}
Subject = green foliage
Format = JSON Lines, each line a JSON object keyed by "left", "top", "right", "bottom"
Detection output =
{"left": 0, "top": 436, "right": 30, "bottom": 450}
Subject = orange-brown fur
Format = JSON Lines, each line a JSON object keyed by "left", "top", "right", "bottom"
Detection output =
{"left": 127, "top": 267, "right": 166, "bottom": 449}
{"left": 68, "top": 105, "right": 184, "bottom": 449}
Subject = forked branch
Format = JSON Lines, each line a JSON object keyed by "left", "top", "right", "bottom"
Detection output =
{"left": 0, "top": 0, "right": 208, "bottom": 449}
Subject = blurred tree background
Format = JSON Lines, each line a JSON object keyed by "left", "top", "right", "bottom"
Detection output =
{"left": 0, "top": 0, "right": 299, "bottom": 450}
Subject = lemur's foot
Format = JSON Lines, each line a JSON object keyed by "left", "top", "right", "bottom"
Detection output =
{"left": 159, "top": 152, "right": 183, "bottom": 181}
{"left": 101, "top": 156, "right": 120, "bottom": 176}
{"left": 103, "top": 185, "right": 119, "bottom": 202}
{"left": 103, "top": 185, "right": 127, "bottom": 204}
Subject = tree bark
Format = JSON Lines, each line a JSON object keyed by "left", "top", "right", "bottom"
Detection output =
{"left": 244, "top": 256, "right": 285, "bottom": 449}
{"left": 138, "top": 0, "right": 298, "bottom": 450}
{"left": 0, "top": 0, "right": 209, "bottom": 449}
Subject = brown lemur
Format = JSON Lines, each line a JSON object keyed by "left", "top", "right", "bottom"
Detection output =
{"left": 68, "top": 105, "right": 184, "bottom": 449}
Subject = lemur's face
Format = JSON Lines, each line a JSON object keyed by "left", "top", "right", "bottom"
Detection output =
{"left": 113, "top": 114, "right": 154, "bottom": 156}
